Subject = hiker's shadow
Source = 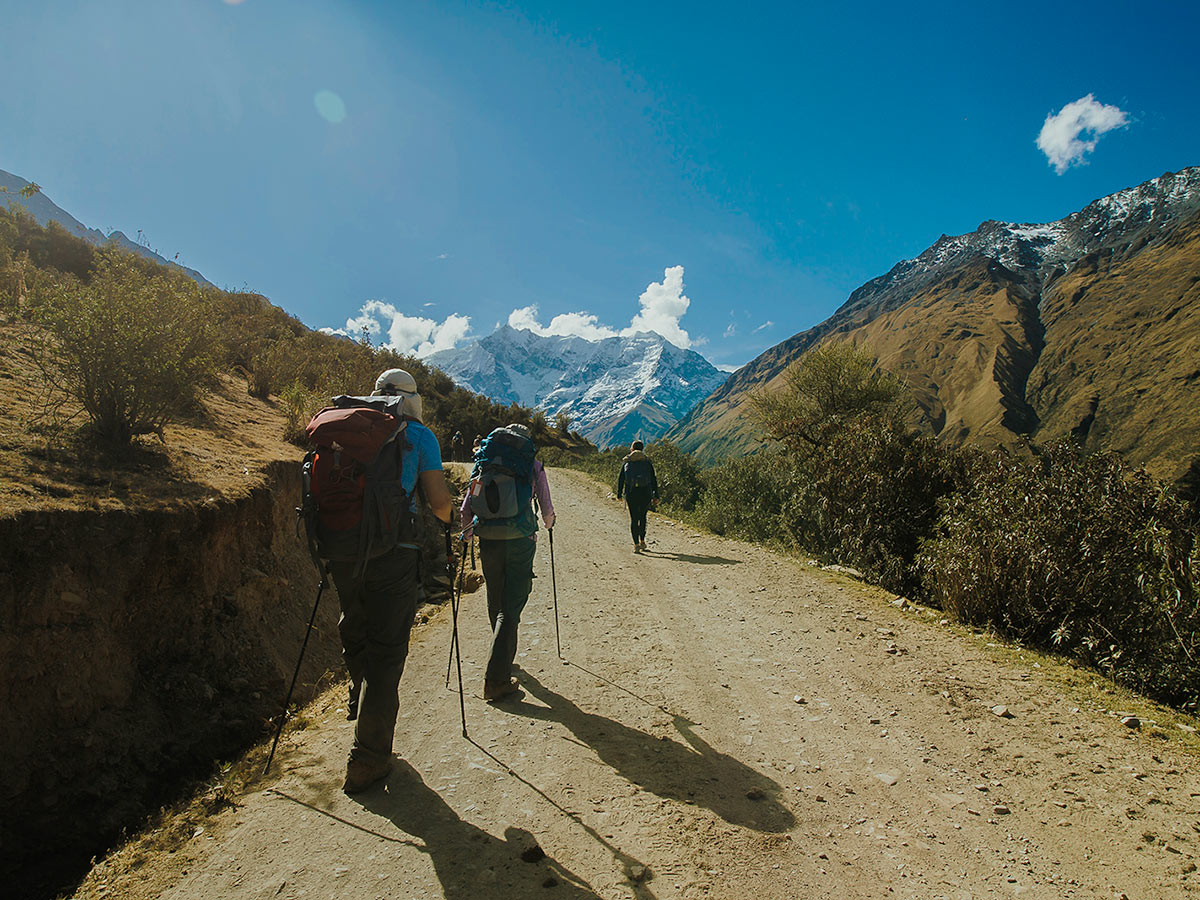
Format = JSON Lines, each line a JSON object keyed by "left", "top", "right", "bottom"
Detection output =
{"left": 640, "top": 550, "right": 742, "bottom": 565}
{"left": 511, "top": 671, "right": 794, "bottom": 832}
{"left": 357, "top": 760, "right": 604, "bottom": 900}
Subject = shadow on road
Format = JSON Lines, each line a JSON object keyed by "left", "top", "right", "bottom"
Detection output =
{"left": 355, "top": 759, "right": 605, "bottom": 900}
{"left": 510, "top": 670, "right": 795, "bottom": 833}
{"left": 639, "top": 550, "right": 742, "bottom": 565}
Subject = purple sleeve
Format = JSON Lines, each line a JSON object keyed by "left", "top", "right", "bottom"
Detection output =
{"left": 533, "top": 460, "right": 554, "bottom": 523}
{"left": 459, "top": 487, "right": 474, "bottom": 529}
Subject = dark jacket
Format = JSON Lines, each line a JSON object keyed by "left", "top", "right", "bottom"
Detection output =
{"left": 617, "top": 450, "right": 658, "bottom": 500}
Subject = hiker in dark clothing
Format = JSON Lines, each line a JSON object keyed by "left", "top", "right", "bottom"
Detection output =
{"left": 617, "top": 440, "right": 658, "bottom": 552}
{"left": 327, "top": 368, "right": 452, "bottom": 794}
{"left": 460, "top": 424, "right": 555, "bottom": 701}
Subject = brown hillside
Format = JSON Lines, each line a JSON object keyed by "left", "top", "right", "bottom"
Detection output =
{"left": 672, "top": 176, "right": 1200, "bottom": 486}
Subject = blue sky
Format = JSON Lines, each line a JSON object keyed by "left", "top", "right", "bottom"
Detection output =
{"left": 3, "top": 0, "right": 1197, "bottom": 369}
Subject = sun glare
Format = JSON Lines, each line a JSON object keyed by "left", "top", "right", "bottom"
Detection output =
{"left": 313, "top": 90, "right": 347, "bottom": 124}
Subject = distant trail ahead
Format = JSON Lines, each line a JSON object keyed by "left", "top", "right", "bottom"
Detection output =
{"left": 79, "top": 468, "right": 1198, "bottom": 899}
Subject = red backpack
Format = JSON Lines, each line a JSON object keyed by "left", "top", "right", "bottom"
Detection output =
{"left": 300, "top": 397, "right": 417, "bottom": 573}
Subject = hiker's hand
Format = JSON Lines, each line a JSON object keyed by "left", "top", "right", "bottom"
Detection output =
{"left": 651, "top": 497, "right": 659, "bottom": 507}
{"left": 543, "top": 512, "right": 555, "bottom": 529}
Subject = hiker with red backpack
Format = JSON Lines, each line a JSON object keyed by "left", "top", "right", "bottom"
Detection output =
{"left": 460, "top": 423, "right": 555, "bottom": 701}
{"left": 300, "top": 368, "right": 452, "bottom": 794}
{"left": 617, "top": 440, "right": 658, "bottom": 552}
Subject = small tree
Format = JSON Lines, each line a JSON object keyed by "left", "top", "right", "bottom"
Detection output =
{"left": 749, "top": 341, "right": 904, "bottom": 454}
{"left": 40, "top": 250, "right": 215, "bottom": 444}
{"left": 555, "top": 410, "right": 571, "bottom": 434}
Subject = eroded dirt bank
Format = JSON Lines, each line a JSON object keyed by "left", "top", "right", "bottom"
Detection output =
{"left": 74, "top": 466, "right": 1200, "bottom": 900}
{"left": 0, "top": 461, "right": 345, "bottom": 899}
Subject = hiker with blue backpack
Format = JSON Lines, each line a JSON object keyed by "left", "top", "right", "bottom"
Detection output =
{"left": 460, "top": 423, "right": 555, "bottom": 701}
{"left": 617, "top": 440, "right": 658, "bottom": 552}
{"left": 299, "top": 368, "right": 452, "bottom": 794}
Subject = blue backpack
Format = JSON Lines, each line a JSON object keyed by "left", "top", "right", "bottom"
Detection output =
{"left": 468, "top": 427, "right": 538, "bottom": 539}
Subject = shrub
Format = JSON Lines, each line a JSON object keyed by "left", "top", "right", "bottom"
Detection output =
{"left": 693, "top": 447, "right": 803, "bottom": 543}
{"left": 797, "top": 415, "right": 959, "bottom": 595}
{"left": 750, "top": 341, "right": 906, "bottom": 454}
{"left": 38, "top": 250, "right": 215, "bottom": 445}
{"left": 919, "top": 443, "right": 1200, "bottom": 709}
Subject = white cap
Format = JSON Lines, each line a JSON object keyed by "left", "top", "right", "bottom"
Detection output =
{"left": 372, "top": 368, "right": 418, "bottom": 396}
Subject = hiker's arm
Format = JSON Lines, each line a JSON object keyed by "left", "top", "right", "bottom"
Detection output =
{"left": 533, "top": 461, "right": 555, "bottom": 529}
{"left": 459, "top": 487, "right": 474, "bottom": 531}
{"left": 419, "top": 469, "right": 453, "bottom": 523}
{"left": 616, "top": 464, "right": 625, "bottom": 499}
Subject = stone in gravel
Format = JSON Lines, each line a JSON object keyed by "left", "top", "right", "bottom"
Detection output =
{"left": 875, "top": 773, "right": 898, "bottom": 786}
{"left": 993, "top": 805, "right": 1011, "bottom": 815}
{"left": 991, "top": 705, "right": 1014, "bottom": 719}
{"left": 1121, "top": 716, "right": 1141, "bottom": 729}
{"left": 893, "top": 597, "right": 909, "bottom": 608}
{"left": 746, "top": 787, "right": 766, "bottom": 801}
{"left": 794, "top": 695, "right": 807, "bottom": 704}
{"left": 629, "top": 865, "right": 647, "bottom": 882}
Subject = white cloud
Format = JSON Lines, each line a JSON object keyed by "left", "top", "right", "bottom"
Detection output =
{"left": 1036, "top": 94, "right": 1129, "bottom": 175}
{"left": 509, "top": 306, "right": 622, "bottom": 341}
{"left": 506, "top": 267, "right": 697, "bottom": 348}
{"left": 624, "top": 265, "right": 693, "bottom": 347}
{"left": 339, "top": 300, "right": 471, "bottom": 357}
{"left": 753, "top": 320, "right": 774, "bottom": 333}
{"left": 723, "top": 322, "right": 736, "bottom": 338}
{"left": 716, "top": 363, "right": 741, "bottom": 373}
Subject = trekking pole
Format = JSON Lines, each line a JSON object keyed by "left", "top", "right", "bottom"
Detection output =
{"left": 451, "top": 532, "right": 469, "bottom": 737}
{"left": 549, "top": 527, "right": 561, "bottom": 658}
{"left": 264, "top": 576, "right": 326, "bottom": 776}
{"left": 445, "top": 530, "right": 468, "bottom": 687}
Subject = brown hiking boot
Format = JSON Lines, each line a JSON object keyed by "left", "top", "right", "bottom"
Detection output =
{"left": 639, "top": 540, "right": 647, "bottom": 551}
{"left": 483, "top": 677, "right": 520, "bottom": 702}
{"left": 342, "top": 756, "right": 392, "bottom": 794}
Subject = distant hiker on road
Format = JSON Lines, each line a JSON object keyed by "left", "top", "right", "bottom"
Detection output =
{"left": 461, "top": 423, "right": 555, "bottom": 702}
{"left": 617, "top": 440, "right": 658, "bottom": 552}
{"left": 302, "top": 368, "right": 452, "bottom": 794}
{"left": 451, "top": 430, "right": 464, "bottom": 463}
{"left": 472, "top": 433, "right": 483, "bottom": 458}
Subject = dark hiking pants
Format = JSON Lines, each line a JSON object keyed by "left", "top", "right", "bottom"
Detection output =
{"left": 329, "top": 546, "right": 419, "bottom": 764}
{"left": 626, "top": 486, "right": 653, "bottom": 543}
{"left": 478, "top": 535, "right": 537, "bottom": 682}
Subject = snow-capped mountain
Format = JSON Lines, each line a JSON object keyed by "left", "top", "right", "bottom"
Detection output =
{"left": 427, "top": 325, "right": 728, "bottom": 448}
{"left": 671, "top": 166, "right": 1200, "bottom": 484}
{"left": 837, "top": 167, "right": 1200, "bottom": 321}
{"left": 0, "top": 168, "right": 211, "bottom": 285}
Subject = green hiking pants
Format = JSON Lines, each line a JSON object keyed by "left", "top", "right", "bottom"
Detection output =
{"left": 329, "top": 546, "right": 419, "bottom": 764}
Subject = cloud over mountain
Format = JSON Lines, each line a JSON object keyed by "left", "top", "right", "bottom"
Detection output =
{"left": 1036, "top": 94, "right": 1130, "bottom": 174}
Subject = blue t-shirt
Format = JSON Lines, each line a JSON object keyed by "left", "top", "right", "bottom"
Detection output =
{"left": 401, "top": 421, "right": 443, "bottom": 510}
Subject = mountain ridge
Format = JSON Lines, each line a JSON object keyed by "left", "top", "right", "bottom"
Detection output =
{"left": 0, "top": 168, "right": 211, "bottom": 286}
{"left": 427, "top": 325, "right": 727, "bottom": 447}
{"left": 669, "top": 166, "right": 1200, "bottom": 485}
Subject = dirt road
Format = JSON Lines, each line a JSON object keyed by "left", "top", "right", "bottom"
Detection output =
{"left": 80, "top": 467, "right": 1200, "bottom": 899}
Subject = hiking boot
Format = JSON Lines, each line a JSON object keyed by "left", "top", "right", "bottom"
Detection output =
{"left": 639, "top": 540, "right": 647, "bottom": 551}
{"left": 342, "top": 755, "right": 392, "bottom": 794}
{"left": 633, "top": 541, "right": 640, "bottom": 553}
{"left": 483, "top": 677, "right": 520, "bottom": 702}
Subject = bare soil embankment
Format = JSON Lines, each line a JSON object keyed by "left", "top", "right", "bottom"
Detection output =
{"left": 73, "top": 466, "right": 1200, "bottom": 900}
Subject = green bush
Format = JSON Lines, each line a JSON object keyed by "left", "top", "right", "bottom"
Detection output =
{"left": 693, "top": 447, "right": 803, "bottom": 544}
{"left": 38, "top": 250, "right": 215, "bottom": 445}
{"left": 920, "top": 443, "right": 1200, "bottom": 709}
{"left": 798, "top": 415, "right": 960, "bottom": 595}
